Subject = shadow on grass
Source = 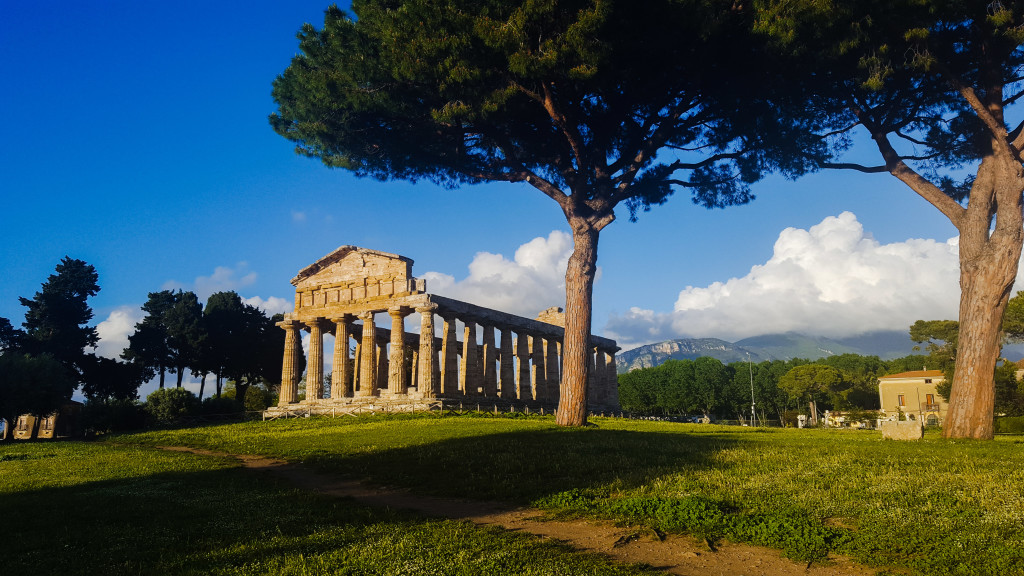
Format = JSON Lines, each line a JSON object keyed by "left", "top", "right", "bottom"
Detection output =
{"left": 0, "top": 465, "right": 387, "bottom": 576}
{"left": 301, "top": 423, "right": 741, "bottom": 503}
{"left": 2, "top": 454, "right": 665, "bottom": 576}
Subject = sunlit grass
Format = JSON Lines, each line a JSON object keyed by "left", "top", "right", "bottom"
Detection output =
{"left": 115, "top": 413, "right": 1024, "bottom": 575}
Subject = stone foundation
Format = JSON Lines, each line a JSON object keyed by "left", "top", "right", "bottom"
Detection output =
{"left": 880, "top": 420, "right": 924, "bottom": 440}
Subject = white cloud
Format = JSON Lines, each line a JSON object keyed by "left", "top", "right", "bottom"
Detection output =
{"left": 422, "top": 231, "right": 578, "bottom": 318}
{"left": 243, "top": 295, "right": 292, "bottom": 317}
{"left": 292, "top": 210, "right": 307, "bottom": 223}
{"left": 604, "top": 211, "right": 986, "bottom": 348}
{"left": 162, "top": 263, "right": 259, "bottom": 300}
{"left": 94, "top": 306, "right": 144, "bottom": 360}
{"left": 194, "top": 263, "right": 258, "bottom": 300}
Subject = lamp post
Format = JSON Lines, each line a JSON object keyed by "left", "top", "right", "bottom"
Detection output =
{"left": 748, "top": 352, "right": 756, "bottom": 427}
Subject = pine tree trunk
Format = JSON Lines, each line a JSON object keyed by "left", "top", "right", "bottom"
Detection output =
{"left": 159, "top": 367, "right": 165, "bottom": 389}
{"left": 944, "top": 159, "right": 1024, "bottom": 439}
{"left": 556, "top": 221, "right": 600, "bottom": 427}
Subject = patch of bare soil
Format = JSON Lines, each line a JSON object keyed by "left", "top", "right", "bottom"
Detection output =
{"left": 159, "top": 446, "right": 876, "bottom": 576}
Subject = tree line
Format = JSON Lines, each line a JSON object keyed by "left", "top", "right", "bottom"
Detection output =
{"left": 1, "top": 258, "right": 296, "bottom": 436}
{"left": 618, "top": 353, "right": 920, "bottom": 423}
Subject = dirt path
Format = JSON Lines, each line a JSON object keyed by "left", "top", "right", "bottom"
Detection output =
{"left": 160, "top": 446, "right": 876, "bottom": 576}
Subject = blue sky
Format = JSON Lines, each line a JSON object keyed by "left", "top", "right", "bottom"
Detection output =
{"left": 2, "top": 1, "right": 992, "bottom": 395}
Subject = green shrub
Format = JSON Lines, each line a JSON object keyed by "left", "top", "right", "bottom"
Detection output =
{"left": 200, "top": 395, "right": 242, "bottom": 415}
{"left": 995, "top": 415, "right": 1024, "bottom": 434}
{"left": 144, "top": 388, "right": 200, "bottom": 426}
{"left": 81, "top": 398, "right": 147, "bottom": 434}
{"left": 243, "top": 386, "right": 270, "bottom": 411}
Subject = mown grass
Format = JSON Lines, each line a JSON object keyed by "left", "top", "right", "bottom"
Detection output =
{"left": 0, "top": 439, "right": 663, "bottom": 576}
{"left": 115, "top": 413, "right": 1024, "bottom": 576}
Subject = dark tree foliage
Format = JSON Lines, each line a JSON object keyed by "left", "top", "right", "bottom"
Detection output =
{"left": 754, "top": 0, "right": 1024, "bottom": 438}
{"left": 0, "top": 352, "right": 77, "bottom": 431}
{"left": 203, "top": 294, "right": 292, "bottom": 405}
{"left": 18, "top": 257, "right": 99, "bottom": 376}
{"left": 164, "top": 291, "right": 206, "bottom": 389}
{"left": 0, "top": 317, "right": 25, "bottom": 352}
{"left": 123, "top": 291, "right": 177, "bottom": 388}
{"left": 271, "top": 0, "right": 816, "bottom": 426}
{"left": 79, "top": 354, "right": 148, "bottom": 402}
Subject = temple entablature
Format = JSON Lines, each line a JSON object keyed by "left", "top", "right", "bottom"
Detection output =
{"left": 268, "top": 245, "right": 619, "bottom": 417}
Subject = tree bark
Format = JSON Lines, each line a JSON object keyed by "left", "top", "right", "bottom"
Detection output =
{"left": 556, "top": 220, "right": 600, "bottom": 426}
{"left": 944, "top": 160, "right": 1024, "bottom": 439}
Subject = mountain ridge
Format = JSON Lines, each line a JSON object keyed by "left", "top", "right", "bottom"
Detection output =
{"left": 617, "top": 330, "right": 920, "bottom": 373}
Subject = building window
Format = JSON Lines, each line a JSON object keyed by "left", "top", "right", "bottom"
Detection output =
{"left": 926, "top": 394, "right": 935, "bottom": 406}
{"left": 925, "top": 378, "right": 932, "bottom": 383}
{"left": 898, "top": 394, "right": 906, "bottom": 407}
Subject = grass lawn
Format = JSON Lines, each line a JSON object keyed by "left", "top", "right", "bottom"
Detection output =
{"left": 0, "top": 439, "right": 661, "bottom": 576}
{"left": 113, "top": 413, "right": 1024, "bottom": 576}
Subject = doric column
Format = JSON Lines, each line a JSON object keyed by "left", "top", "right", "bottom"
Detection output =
{"left": 276, "top": 319, "right": 301, "bottom": 405}
{"left": 417, "top": 305, "right": 438, "bottom": 398}
{"left": 376, "top": 336, "right": 389, "bottom": 393}
{"left": 499, "top": 328, "right": 515, "bottom": 398}
{"left": 594, "top": 347, "right": 608, "bottom": 407}
{"left": 387, "top": 307, "right": 408, "bottom": 395}
{"left": 440, "top": 315, "right": 460, "bottom": 396}
{"left": 545, "top": 337, "right": 560, "bottom": 402}
{"left": 356, "top": 311, "right": 377, "bottom": 397}
{"left": 531, "top": 335, "right": 546, "bottom": 402}
{"left": 461, "top": 321, "right": 481, "bottom": 396}
{"left": 605, "top": 350, "right": 619, "bottom": 408}
{"left": 306, "top": 318, "right": 327, "bottom": 401}
{"left": 516, "top": 332, "right": 532, "bottom": 400}
{"left": 330, "top": 315, "right": 354, "bottom": 398}
{"left": 481, "top": 325, "right": 497, "bottom": 396}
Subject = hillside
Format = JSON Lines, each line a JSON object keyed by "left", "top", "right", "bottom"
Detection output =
{"left": 617, "top": 330, "right": 919, "bottom": 373}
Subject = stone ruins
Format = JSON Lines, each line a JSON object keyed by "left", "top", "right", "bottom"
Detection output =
{"left": 264, "top": 246, "right": 620, "bottom": 416}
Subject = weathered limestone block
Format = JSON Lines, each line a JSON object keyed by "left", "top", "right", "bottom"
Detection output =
{"left": 481, "top": 325, "right": 497, "bottom": 396}
{"left": 516, "top": 334, "right": 532, "bottom": 400}
{"left": 441, "top": 315, "right": 460, "bottom": 396}
{"left": 880, "top": 420, "right": 924, "bottom": 440}
{"left": 306, "top": 318, "right": 328, "bottom": 401}
{"left": 331, "top": 315, "right": 354, "bottom": 398}
{"left": 277, "top": 319, "right": 302, "bottom": 405}
{"left": 387, "top": 307, "right": 408, "bottom": 395}
{"left": 356, "top": 312, "right": 377, "bottom": 396}
{"left": 499, "top": 328, "right": 515, "bottom": 399}
{"left": 531, "top": 335, "right": 547, "bottom": 401}
{"left": 545, "top": 338, "right": 560, "bottom": 402}
{"left": 417, "top": 305, "right": 438, "bottom": 398}
{"left": 461, "top": 321, "right": 481, "bottom": 396}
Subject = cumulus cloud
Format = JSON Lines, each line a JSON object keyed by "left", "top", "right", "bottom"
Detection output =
{"left": 604, "top": 211, "right": 992, "bottom": 348}
{"left": 94, "top": 306, "right": 144, "bottom": 360}
{"left": 243, "top": 295, "right": 292, "bottom": 317}
{"left": 162, "top": 262, "right": 258, "bottom": 300}
{"left": 422, "top": 231, "right": 578, "bottom": 318}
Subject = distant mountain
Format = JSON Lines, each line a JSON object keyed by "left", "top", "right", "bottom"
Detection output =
{"left": 618, "top": 330, "right": 920, "bottom": 373}
{"left": 618, "top": 338, "right": 766, "bottom": 373}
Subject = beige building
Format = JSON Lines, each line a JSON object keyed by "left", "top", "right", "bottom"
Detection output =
{"left": 265, "top": 246, "right": 620, "bottom": 417}
{"left": 877, "top": 370, "right": 947, "bottom": 426}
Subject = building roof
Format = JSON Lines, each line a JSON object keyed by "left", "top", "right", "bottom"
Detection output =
{"left": 291, "top": 245, "right": 413, "bottom": 286}
{"left": 878, "top": 370, "right": 945, "bottom": 380}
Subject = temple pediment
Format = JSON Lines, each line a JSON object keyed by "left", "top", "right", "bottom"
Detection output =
{"left": 291, "top": 246, "right": 425, "bottom": 314}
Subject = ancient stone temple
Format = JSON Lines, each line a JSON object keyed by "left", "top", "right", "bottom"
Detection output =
{"left": 264, "top": 246, "right": 619, "bottom": 417}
